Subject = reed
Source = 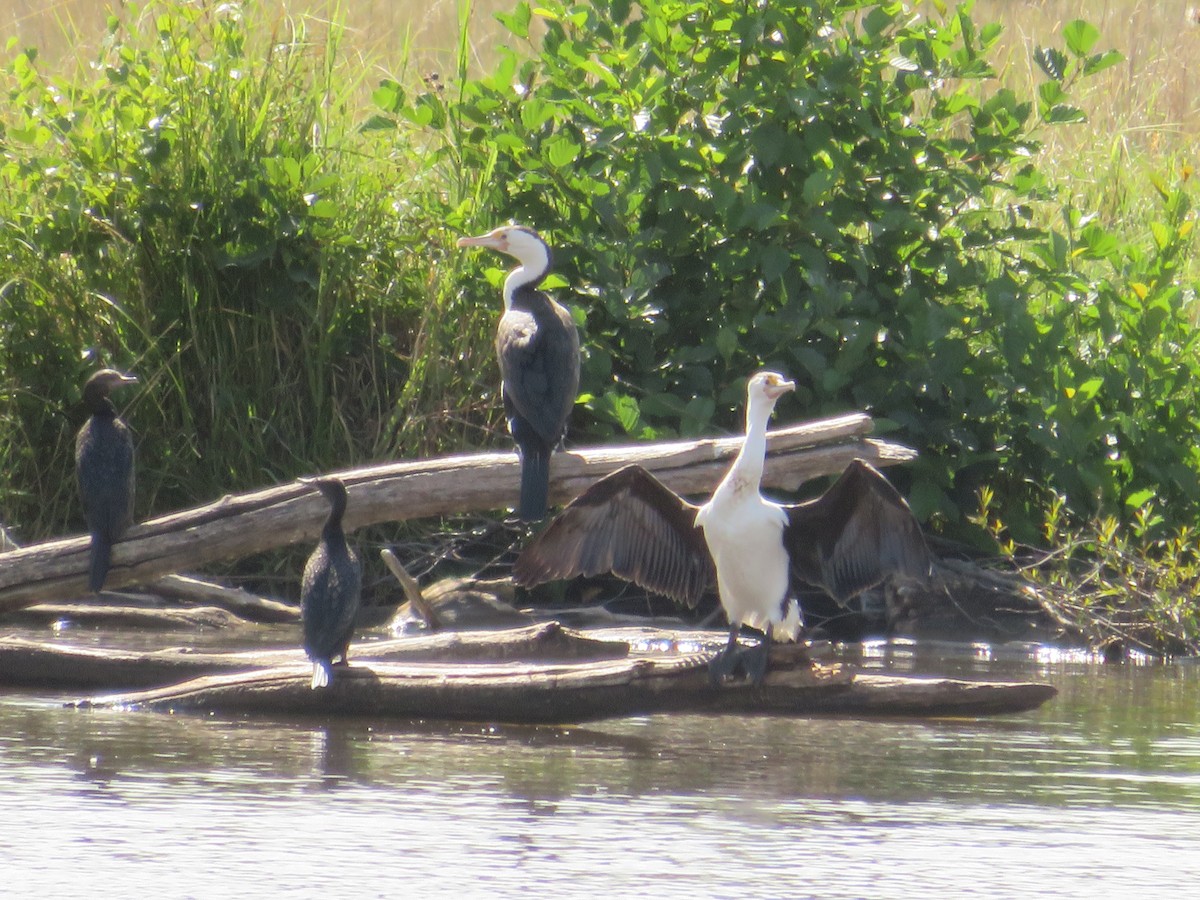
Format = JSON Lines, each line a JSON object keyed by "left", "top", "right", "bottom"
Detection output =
{"left": 0, "top": 0, "right": 504, "bottom": 546}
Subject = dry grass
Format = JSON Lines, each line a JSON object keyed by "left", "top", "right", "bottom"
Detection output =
{"left": 8, "top": 1, "right": 1196, "bottom": 141}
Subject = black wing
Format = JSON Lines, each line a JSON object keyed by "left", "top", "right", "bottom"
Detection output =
{"left": 497, "top": 288, "right": 580, "bottom": 446}
{"left": 75, "top": 417, "right": 136, "bottom": 541}
{"left": 513, "top": 464, "right": 715, "bottom": 608}
{"left": 783, "top": 459, "right": 932, "bottom": 604}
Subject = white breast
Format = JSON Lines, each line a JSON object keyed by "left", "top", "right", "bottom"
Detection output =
{"left": 696, "top": 492, "right": 801, "bottom": 641}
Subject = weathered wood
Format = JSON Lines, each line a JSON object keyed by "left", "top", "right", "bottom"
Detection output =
{"left": 0, "top": 622, "right": 631, "bottom": 689}
{"left": 151, "top": 574, "right": 300, "bottom": 624}
{"left": 72, "top": 654, "right": 1057, "bottom": 723}
{"left": 3, "top": 603, "right": 253, "bottom": 631}
{"left": 0, "top": 413, "right": 913, "bottom": 612}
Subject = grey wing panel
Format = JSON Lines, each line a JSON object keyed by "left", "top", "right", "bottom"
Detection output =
{"left": 497, "top": 301, "right": 579, "bottom": 445}
{"left": 784, "top": 460, "right": 932, "bottom": 603}
{"left": 513, "top": 465, "right": 714, "bottom": 607}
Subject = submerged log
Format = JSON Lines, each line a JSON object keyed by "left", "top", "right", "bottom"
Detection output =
{"left": 0, "top": 413, "right": 912, "bottom": 612}
{"left": 73, "top": 654, "right": 1057, "bottom": 723}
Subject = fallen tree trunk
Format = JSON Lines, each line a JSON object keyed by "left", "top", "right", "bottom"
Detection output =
{"left": 73, "top": 655, "right": 1056, "bottom": 723}
{"left": 0, "top": 623, "right": 632, "bottom": 689}
{"left": 0, "top": 413, "right": 912, "bottom": 612}
{"left": 5, "top": 619, "right": 1056, "bottom": 721}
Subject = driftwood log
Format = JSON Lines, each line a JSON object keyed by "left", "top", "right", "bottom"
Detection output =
{"left": 0, "top": 412, "right": 913, "bottom": 612}
{"left": 0, "top": 622, "right": 1057, "bottom": 722}
{"left": 73, "top": 655, "right": 1056, "bottom": 723}
{"left": 0, "top": 623, "right": 628, "bottom": 689}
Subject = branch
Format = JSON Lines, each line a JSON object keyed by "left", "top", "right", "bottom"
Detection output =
{"left": 0, "top": 412, "right": 913, "bottom": 612}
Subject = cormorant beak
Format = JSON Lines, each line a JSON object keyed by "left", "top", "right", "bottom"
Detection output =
{"left": 764, "top": 378, "right": 796, "bottom": 400}
{"left": 118, "top": 373, "right": 139, "bottom": 386}
{"left": 457, "top": 229, "right": 507, "bottom": 251}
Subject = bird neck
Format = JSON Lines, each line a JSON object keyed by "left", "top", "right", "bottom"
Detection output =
{"left": 723, "top": 395, "right": 776, "bottom": 496}
{"left": 322, "top": 497, "right": 347, "bottom": 543}
{"left": 86, "top": 396, "right": 118, "bottom": 418}
{"left": 501, "top": 247, "right": 551, "bottom": 310}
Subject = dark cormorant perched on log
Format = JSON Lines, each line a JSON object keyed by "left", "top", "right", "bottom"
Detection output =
{"left": 514, "top": 372, "right": 934, "bottom": 686}
{"left": 457, "top": 225, "right": 581, "bottom": 521}
{"left": 300, "top": 476, "right": 363, "bottom": 690}
{"left": 75, "top": 368, "right": 138, "bottom": 593}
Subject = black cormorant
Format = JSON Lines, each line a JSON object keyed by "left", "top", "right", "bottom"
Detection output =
{"left": 75, "top": 368, "right": 138, "bottom": 594}
{"left": 300, "top": 476, "right": 363, "bottom": 690}
{"left": 514, "top": 372, "right": 934, "bottom": 685}
{"left": 457, "top": 225, "right": 581, "bottom": 521}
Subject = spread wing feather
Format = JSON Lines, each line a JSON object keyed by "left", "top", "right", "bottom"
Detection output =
{"left": 784, "top": 459, "right": 932, "bottom": 604}
{"left": 513, "top": 465, "right": 715, "bottom": 608}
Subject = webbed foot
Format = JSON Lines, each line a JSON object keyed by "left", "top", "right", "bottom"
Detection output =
{"left": 708, "top": 646, "right": 744, "bottom": 687}
{"left": 743, "top": 640, "right": 770, "bottom": 687}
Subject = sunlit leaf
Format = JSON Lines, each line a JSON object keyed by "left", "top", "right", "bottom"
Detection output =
{"left": 1082, "top": 48, "right": 1122, "bottom": 76}
{"left": 1062, "top": 19, "right": 1100, "bottom": 57}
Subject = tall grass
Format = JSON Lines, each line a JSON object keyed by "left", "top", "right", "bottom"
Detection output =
{"left": 0, "top": 0, "right": 505, "bottom": 547}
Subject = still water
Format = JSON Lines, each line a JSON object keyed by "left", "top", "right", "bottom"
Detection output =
{"left": 2, "top": 632, "right": 1199, "bottom": 899}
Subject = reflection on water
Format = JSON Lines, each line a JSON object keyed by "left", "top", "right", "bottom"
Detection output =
{"left": 2, "top": 633, "right": 1199, "bottom": 898}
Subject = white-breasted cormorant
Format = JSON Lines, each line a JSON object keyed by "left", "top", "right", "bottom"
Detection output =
{"left": 514, "top": 371, "right": 934, "bottom": 685}
{"left": 300, "top": 476, "right": 363, "bottom": 690}
{"left": 75, "top": 368, "right": 138, "bottom": 594}
{"left": 457, "top": 225, "right": 581, "bottom": 521}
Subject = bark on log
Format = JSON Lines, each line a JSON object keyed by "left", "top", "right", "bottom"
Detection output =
{"left": 0, "top": 413, "right": 913, "bottom": 612}
{"left": 0, "top": 623, "right": 632, "bottom": 689}
{"left": 4, "top": 603, "right": 253, "bottom": 631}
{"left": 151, "top": 575, "right": 300, "bottom": 624}
{"left": 72, "top": 655, "right": 1057, "bottom": 723}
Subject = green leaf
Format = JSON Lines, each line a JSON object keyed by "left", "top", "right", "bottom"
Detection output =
{"left": 1044, "top": 104, "right": 1086, "bottom": 125}
{"left": 1038, "top": 81, "right": 1066, "bottom": 108}
{"left": 680, "top": 396, "right": 715, "bottom": 436}
{"left": 1033, "top": 46, "right": 1066, "bottom": 81}
{"left": 496, "top": 2, "right": 532, "bottom": 39}
{"left": 759, "top": 244, "right": 791, "bottom": 282}
{"left": 1062, "top": 19, "right": 1101, "bottom": 57}
{"left": 862, "top": 5, "right": 896, "bottom": 39}
{"left": 1083, "top": 49, "right": 1123, "bottom": 76}
{"left": 802, "top": 168, "right": 837, "bottom": 205}
{"left": 1125, "top": 488, "right": 1157, "bottom": 509}
{"left": 1075, "top": 377, "right": 1104, "bottom": 401}
{"left": 359, "top": 114, "right": 396, "bottom": 132}
{"left": 545, "top": 136, "right": 581, "bottom": 168}
{"left": 597, "top": 392, "right": 642, "bottom": 434}
{"left": 371, "top": 79, "right": 404, "bottom": 114}
{"left": 715, "top": 327, "right": 738, "bottom": 362}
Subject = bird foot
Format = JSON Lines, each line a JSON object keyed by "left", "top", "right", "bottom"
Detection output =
{"left": 743, "top": 640, "right": 770, "bottom": 687}
{"left": 708, "top": 642, "right": 770, "bottom": 688}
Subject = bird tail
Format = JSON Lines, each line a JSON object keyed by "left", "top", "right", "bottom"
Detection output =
{"left": 517, "top": 442, "right": 551, "bottom": 522}
{"left": 771, "top": 599, "right": 805, "bottom": 643}
{"left": 311, "top": 661, "right": 332, "bottom": 690}
{"left": 88, "top": 536, "right": 111, "bottom": 594}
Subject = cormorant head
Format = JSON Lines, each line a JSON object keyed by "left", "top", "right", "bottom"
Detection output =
{"left": 746, "top": 370, "right": 796, "bottom": 407}
{"left": 457, "top": 225, "right": 552, "bottom": 301}
{"left": 83, "top": 369, "right": 138, "bottom": 407}
{"left": 300, "top": 476, "right": 349, "bottom": 508}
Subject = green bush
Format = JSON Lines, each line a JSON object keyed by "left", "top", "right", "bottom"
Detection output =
{"left": 0, "top": 2, "right": 456, "bottom": 540}
{"left": 389, "top": 0, "right": 1198, "bottom": 540}
{"left": 3, "top": 0, "right": 1199, "bottom": 566}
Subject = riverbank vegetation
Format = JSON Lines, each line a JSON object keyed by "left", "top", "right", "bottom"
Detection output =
{"left": 1, "top": 0, "right": 1197, "bottom": 654}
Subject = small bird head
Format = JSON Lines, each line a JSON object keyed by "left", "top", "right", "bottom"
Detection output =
{"left": 83, "top": 369, "right": 138, "bottom": 404}
{"left": 457, "top": 225, "right": 550, "bottom": 271}
{"left": 747, "top": 370, "right": 796, "bottom": 404}
{"left": 300, "top": 476, "right": 349, "bottom": 507}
